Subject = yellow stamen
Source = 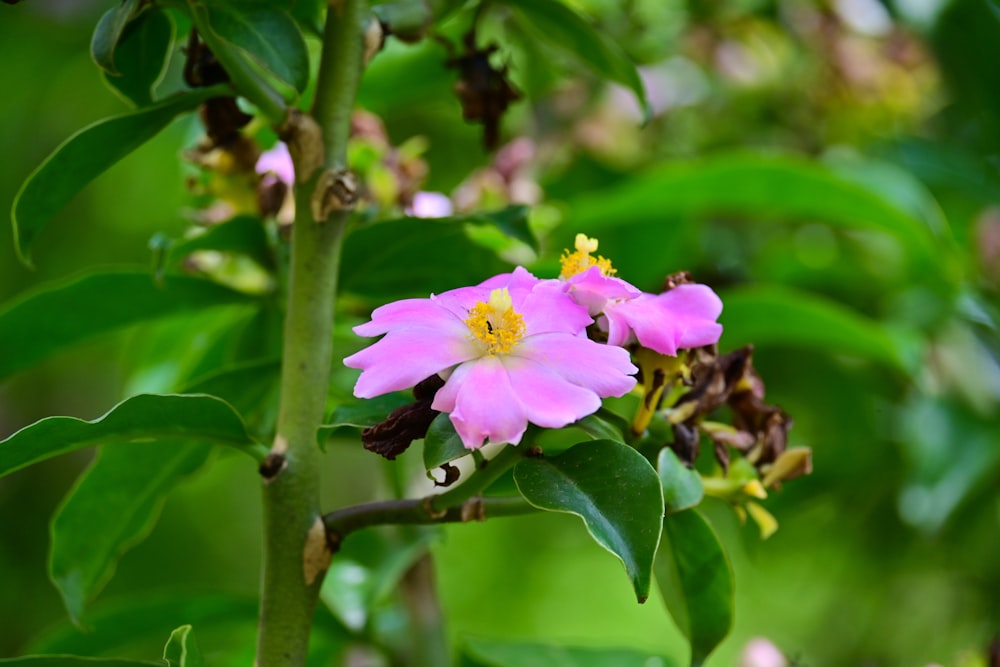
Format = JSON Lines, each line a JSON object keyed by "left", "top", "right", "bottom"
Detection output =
{"left": 465, "top": 287, "right": 526, "bottom": 356}
{"left": 559, "top": 233, "right": 617, "bottom": 279}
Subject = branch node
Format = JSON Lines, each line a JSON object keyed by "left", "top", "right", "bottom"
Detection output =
{"left": 311, "top": 168, "right": 358, "bottom": 222}
{"left": 279, "top": 109, "right": 325, "bottom": 184}
{"left": 303, "top": 517, "right": 333, "bottom": 586}
{"left": 460, "top": 496, "right": 486, "bottom": 522}
{"left": 422, "top": 495, "right": 448, "bottom": 520}
{"left": 259, "top": 452, "right": 287, "bottom": 481}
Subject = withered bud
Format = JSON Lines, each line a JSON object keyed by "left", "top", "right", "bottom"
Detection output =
{"left": 413, "top": 374, "right": 445, "bottom": 400}
{"left": 761, "top": 447, "right": 812, "bottom": 488}
{"left": 663, "top": 271, "right": 693, "bottom": 290}
{"left": 183, "top": 29, "right": 227, "bottom": 88}
{"left": 671, "top": 422, "right": 700, "bottom": 466}
{"left": 311, "top": 168, "right": 358, "bottom": 222}
{"left": 713, "top": 439, "right": 731, "bottom": 475}
{"left": 258, "top": 174, "right": 288, "bottom": 218}
{"left": 447, "top": 37, "right": 521, "bottom": 151}
{"left": 200, "top": 97, "right": 254, "bottom": 148}
{"left": 361, "top": 375, "right": 444, "bottom": 460}
{"left": 434, "top": 461, "right": 461, "bottom": 488}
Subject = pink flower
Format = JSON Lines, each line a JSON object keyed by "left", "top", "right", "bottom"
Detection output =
{"left": 407, "top": 191, "right": 454, "bottom": 218}
{"left": 256, "top": 142, "right": 294, "bottom": 185}
{"left": 344, "top": 267, "right": 638, "bottom": 449}
{"left": 740, "top": 638, "right": 787, "bottom": 667}
{"left": 559, "top": 234, "right": 723, "bottom": 355}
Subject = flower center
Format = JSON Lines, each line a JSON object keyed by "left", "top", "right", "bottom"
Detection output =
{"left": 465, "top": 287, "right": 526, "bottom": 356}
{"left": 559, "top": 233, "right": 617, "bottom": 279}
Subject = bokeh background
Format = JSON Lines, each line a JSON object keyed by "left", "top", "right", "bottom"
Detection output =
{"left": 1, "top": 0, "right": 998, "bottom": 665}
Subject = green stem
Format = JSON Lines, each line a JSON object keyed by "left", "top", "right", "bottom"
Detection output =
{"left": 323, "top": 445, "right": 532, "bottom": 544}
{"left": 324, "top": 495, "right": 536, "bottom": 539}
{"left": 255, "top": 2, "right": 367, "bottom": 665}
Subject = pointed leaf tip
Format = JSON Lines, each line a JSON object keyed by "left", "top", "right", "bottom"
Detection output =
{"left": 514, "top": 439, "right": 664, "bottom": 602}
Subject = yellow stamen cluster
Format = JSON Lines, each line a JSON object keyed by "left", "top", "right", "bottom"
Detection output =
{"left": 559, "top": 233, "right": 617, "bottom": 279}
{"left": 465, "top": 287, "right": 526, "bottom": 356}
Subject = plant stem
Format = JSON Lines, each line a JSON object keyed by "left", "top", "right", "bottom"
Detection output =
{"left": 324, "top": 446, "right": 535, "bottom": 543}
{"left": 325, "top": 495, "right": 536, "bottom": 539}
{"left": 256, "top": 2, "right": 367, "bottom": 665}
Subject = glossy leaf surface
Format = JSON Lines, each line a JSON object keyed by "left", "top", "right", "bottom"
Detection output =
{"left": 514, "top": 439, "right": 663, "bottom": 602}
{"left": 198, "top": 1, "right": 309, "bottom": 93}
{"left": 658, "top": 448, "right": 703, "bottom": 514}
{"left": 102, "top": 8, "right": 174, "bottom": 107}
{"left": 654, "top": 510, "right": 734, "bottom": 667}
{"left": 90, "top": 0, "right": 141, "bottom": 75}
{"left": 422, "top": 412, "right": 468, "bottom": 470}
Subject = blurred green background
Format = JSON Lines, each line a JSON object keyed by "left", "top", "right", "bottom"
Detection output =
{"left": 1, "top": 0, "right": 998, "bottom": 665}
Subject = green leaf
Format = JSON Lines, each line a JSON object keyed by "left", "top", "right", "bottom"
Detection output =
{"left": 0, "top": 393, "right": 262, "bottom": 479}
{"left": 463, "top": 205, "right": 538, "bottom": 252}
{"left": 423, "top": 412, "right": 469, "bottom": 470}
{"left": 155, "top": 215, "right": 273, "bottom": 274}
{"left": 319, "top": 393, "right": 414, "bottom": 448}
{"left": 572, "top": 410, "right": 627, "bottom": 442}
{"left": 185, "top": 359, "right": 281, "bottom": 440}
{"left": 654, "top": 510, "right": 734, "bottom": 667}
{"left": 340, "top": 217, "right": 514, "bottom": 299}
{"left": 90, "top": 0, "right": 141, "bottom": 75}
{"left": 719, "top": 284, "right": 922, "bottom": 375}
{"left": 498, "top": 0, "right": 650, "bottom": 121}
{"left": 102, "top": 7, "right": 175, "bottom": 107}
{"left": 11, "top": 86, "right": 228, "bottom": 263}
{"left": 0, "top": 271, "right": 255, "bottom": 379}
{"left": 657, "top": 448, "right": 703, "bottom": 514}
{"left": 199, "top": 1, "right": 310, "bottom": 93}
{"left": 0, "top": 659, "right": 161, "bottom": 667}
{"left": 163, "top": 625, "right": 205, "bottom": 667}
{"left": 288, "top": 0, "right": 325, "bottom": 36}
{"left": 372, "top": 0, "right": 466, "bottom": 40}
{"left": 461, "top": 637, "right": 677, "bottom": 667}
{"left": 50, "top": 443, "right": 212, "bottom": 624}
{"left": 513, "top": 439, "right": 664, "bottom": 602}
{"left": 27, "top": 593, "right": 258, "bottom": 654}
{"left": 568, "top": 152, "right": 956, "bottom": 287}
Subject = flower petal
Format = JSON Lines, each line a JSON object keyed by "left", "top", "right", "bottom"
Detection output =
{"left": 345, "top": 329, "right": 476, "bottom": 397}
{"left": 515, "top": 333, "right": 637, "bottom": 397}
{"left": 658, "top": 284, "right": 724, "bottom": 349}
{"left": 567, "top": 266, "right": 642, "bottom": 315}
{"left": 434, "top": 357, "right": 529, "bottom": 448}
{"left": 606, "top": 285, "right": 723, "bottom": 356}
{"left": 518, "top": 283, "right": 593, "bottom": 335}
{"left": 503, "top": 355, "right": 602, "bottom": 428}
{"left": 354, "top": 297, "right": 466, "bottom": 337}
